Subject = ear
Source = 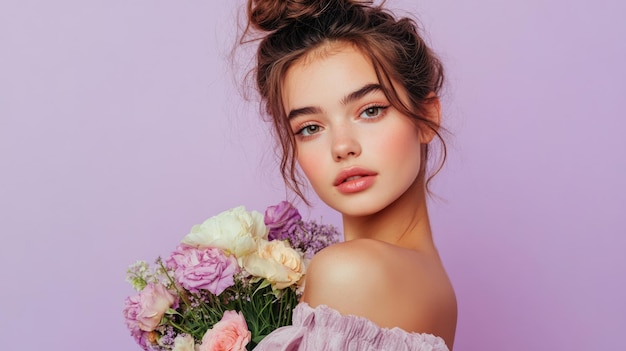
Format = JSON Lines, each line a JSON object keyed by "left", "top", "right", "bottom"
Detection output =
{"left": 419, "top": 93, "right": 441, "bottom": 144}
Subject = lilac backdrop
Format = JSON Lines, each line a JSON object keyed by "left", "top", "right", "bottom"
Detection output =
{"left": 1, "top": 1, "right": 624, "bottom": 350}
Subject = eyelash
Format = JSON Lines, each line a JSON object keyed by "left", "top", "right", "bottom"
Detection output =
{"left": 294, "top": 123, "right": 321, "bottom": 137}
{"left": 292, "top": 104, "right": 389, "bottom": 138}
{"left": 359, "top": 104, "right": 389, "bottom": 120}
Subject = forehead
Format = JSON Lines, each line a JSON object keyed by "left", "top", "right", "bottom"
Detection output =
{"left": 282, "top": 42, "right": 379, "bottom": 110}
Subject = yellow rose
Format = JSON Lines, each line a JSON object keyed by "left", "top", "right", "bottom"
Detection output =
{"left": 171, "top": 334, "right": 197, "bottom": 351}
{"left": 182, "top": 206, "right": 267, "bottom": 258}
{"left": 242, "top": 240, "right": 305, "bottom": 289}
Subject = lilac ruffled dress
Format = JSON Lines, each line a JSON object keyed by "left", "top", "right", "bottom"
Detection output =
{"left": 254, "top": 303, "right": 449, "bottom": 351}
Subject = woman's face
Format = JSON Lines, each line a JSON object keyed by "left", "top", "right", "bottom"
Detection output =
{"left": 282, "top": 43, "right": 425, "bottom": 217}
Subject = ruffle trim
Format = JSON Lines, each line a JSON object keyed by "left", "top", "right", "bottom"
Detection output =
{"left": 295, "top": 302, "right": 448, "bottom": 350}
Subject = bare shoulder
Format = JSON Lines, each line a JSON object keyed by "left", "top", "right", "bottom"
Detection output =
{"left": 303, "top": 238, "right": 457, "bottom": 347}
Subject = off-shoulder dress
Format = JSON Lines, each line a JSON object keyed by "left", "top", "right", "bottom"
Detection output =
{"left": 253, "top": 302, "right": 449, "bottom": 351}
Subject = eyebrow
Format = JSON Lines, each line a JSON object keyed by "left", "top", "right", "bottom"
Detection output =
{"left": 287, "top": 83, "right": 383, "bottom": 120}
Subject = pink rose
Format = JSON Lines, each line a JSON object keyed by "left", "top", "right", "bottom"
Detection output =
{"left": 199, "top": 310, "right": 251, "bottom": 351}
{"left": 123, "top": 283, "right": 176, "bottom": 348}
{"left": 123, "top": 295, "right": 150, "bottom": 349}
{"left": 167, "top": 244, "right": 239, "bottom": 295}
{"left": 138, "top": 283, "right": 177, "bottom": 331}
{"left": 137, "top": 283, "right": 176, "bottom": 331}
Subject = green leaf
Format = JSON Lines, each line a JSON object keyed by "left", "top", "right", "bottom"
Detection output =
{"left": 253, "top": 280, "right": 271, "bottom": 295}
{"left": 165, "top": 308, "right": 181, "bottom": 316}
{"left": 252, "top": 334, "right": 267, "bottom": 343}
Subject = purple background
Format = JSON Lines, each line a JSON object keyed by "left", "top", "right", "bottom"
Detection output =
{"left": 1, "top": 1, "right": 624, "bottom": 350}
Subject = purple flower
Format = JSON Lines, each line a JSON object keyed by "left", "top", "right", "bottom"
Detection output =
{"left": 166, "top": 244, "right": 239, "bottom": 295}
{"left": 123, "top": 294, "right": 150, "bottom": 350}
{"left": 264, "top": 201, "right": 302, "bottom": 241}
{"left": 287, "top": 221, "right": 341, "bottom": 259}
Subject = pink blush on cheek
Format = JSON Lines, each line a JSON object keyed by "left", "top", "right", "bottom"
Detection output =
{"left": 366, "top": 119, "right": 421, "bottom": 160}
{"left": 297, "top": 154, "right": 326, "bottom": 189}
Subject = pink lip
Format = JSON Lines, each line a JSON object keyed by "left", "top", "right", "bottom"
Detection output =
{"left": 333, "top": 167, "right": 378, "bottom": 194}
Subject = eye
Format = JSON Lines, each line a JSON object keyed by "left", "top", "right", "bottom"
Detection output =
{"left": 296, "top": 124, "right": 322, "bottom": 137}
{"left": 359, "top": 105, "right": 388, "bottom": 119}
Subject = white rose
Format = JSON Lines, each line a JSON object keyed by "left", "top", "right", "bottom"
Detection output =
{"left": 182, "top": 206, "right": 267, "bottom": 258}
{"left": 242, "top": 239, "right": 305, "bottom": 290}
{"left": 171, "top": 334, "right": 197, "bottom": 351}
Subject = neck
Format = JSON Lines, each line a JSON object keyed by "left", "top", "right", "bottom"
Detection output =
{"left": 341, "top": 176, "right": 436, "bottom": 253}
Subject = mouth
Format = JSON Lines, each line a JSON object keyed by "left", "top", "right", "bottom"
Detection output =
{"left": 344, "top": 175, "right": 363, "bottom": 182}
{"left": 333, "top": 167, "right": 377, "bottom": 186}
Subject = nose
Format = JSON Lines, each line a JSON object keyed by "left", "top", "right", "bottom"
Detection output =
{"left": 331, "top": 128, "right": 361, "bottom": 161}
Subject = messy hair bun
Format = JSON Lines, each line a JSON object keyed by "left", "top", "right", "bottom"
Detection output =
{"left": 247, "top": 0, "right": 369, "bottom": 32}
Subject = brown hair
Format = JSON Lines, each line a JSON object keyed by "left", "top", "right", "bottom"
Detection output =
{"left": 243, "top": 0, "right": 446, "bottom": 202}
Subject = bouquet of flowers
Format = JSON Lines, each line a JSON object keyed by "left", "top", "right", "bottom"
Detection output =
{"left": 123, "top": 201, "right": 341, "bottom": 351}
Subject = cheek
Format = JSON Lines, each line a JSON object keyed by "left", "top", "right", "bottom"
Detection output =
{"left": 370, "top": 124, "right": 422, "bottom": 172}
{"left": 296, "top": 146, "right": 325, "bottom": 184}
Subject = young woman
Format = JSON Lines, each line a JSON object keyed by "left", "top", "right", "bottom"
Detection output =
{"left": 244, "top": 1, "right": 457, "bottom": 349}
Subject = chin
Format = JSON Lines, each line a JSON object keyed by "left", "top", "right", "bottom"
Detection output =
{"left": 327, "top": 199, "right": 389, "bottom": 218}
